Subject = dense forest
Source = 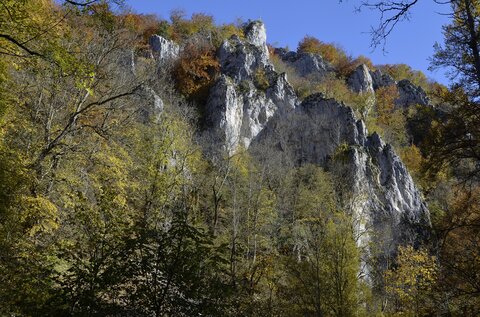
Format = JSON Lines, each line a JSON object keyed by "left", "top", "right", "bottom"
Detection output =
{"left": 0, "top": 0, "right": 479, "bottom": 316}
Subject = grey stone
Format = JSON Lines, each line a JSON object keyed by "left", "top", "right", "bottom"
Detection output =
{"left": 244, "top": 20, "right": 269, "bottom": 54}
{"left": 218, "top": 35, "right": 272, "bottom": 83}
{"left": 276, "top": 49, "right": 332, "bottom": 78}
{"left": 206, "top": 71, "right": 297, "bottom": 151}
{"left": 396, "top": 79, "right": 430, "bottom": 108}
{"left": 348, "top": 64, "right": 375, "bottom": 94}
{"left": 370, "top": 69, "right": 396, "bottom": 90}
{"left": 252, "top": 95, "right": 430, "bottom": 270}
{"left": 203, "top": 21, "right": 430, "bottom": 279}
{"left": 149, "top": 35, "right": 180, "bottom": 60}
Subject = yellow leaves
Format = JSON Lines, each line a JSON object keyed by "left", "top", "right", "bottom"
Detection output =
{"left": 398, "top": 145, "right": 425, "bottom": 184}
{"left": 219, "top": 23, "right": 244, "bottom": 41}
{"left": 376, "top": 85, "right": 399, "bottom": 124}
{"left": 298, "top": 36, "right": 347, "bottom": 66}
{"left": 294, "top": 165, "right": 336, "bottom": 220}
{"left": 19, "top": 195, "right": 59, "bottom": 237}
{"left": 371, "top": 85, "right": 407, "bottom": 147}
{"left": 298, "top": 35, "right": 360, "bottom": 77}
{"left": 231, "top": 148, "right": 253, "bottom": 179}
{"left": 385, "top": 245, "right": 437, "bottom": 315}
{"left": 75, "top": 71, "right": 96, "bottom": 95}
{"left": 379, "top": 64, "right": 429, "bottom": 90}
{"left": 253, "top": 68, "right": 270, "bottom": 91}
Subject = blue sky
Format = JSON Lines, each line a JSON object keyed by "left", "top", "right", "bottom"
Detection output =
{"left": 125, "top": 0, "right": 451, "bottom": 84}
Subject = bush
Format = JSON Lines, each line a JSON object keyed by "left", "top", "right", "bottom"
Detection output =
{"left": 254, "top": 68, "right": 270, "bottom": 91}
{"left": 399, "top": 144, "right": 425, "bottom": 186}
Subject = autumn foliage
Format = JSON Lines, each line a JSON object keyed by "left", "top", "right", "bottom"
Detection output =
{"left": 173, "top": 42, "right": 220, "bottom": 101}
{"left": 298, "top": 36, "right": 349, "bottom": 68}
{"left": 297, "top": 36, "right": 375, "bottom": 77}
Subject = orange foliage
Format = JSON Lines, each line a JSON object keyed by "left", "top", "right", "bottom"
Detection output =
{"left": 297, "top": 36, "right": 324, "bottom": 55}
{"left": 173, "top": 43, "right": 220, "bottom": 101}
{"left": 354, "top": 55, "right": 375, "bottom": 70}
{"left": 399, "top": 144, "right": 425, "bottom": 184}
{"left": 120, "top": 13, "right": 170, "bottom": 46}
{"left": 376, "top": 85, "right": 399, "bottom": 126}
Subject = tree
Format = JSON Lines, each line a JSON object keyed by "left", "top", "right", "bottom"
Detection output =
{"left": 430, "top": 0, "right": 480, "bottom": 98}
{"left": 355, "top": 1, "right": 480, "bottom": 181}
{"left": 434, "top": 185, "right": 480, "bottom": 315}
{"left": 0, "top": 3, "right": 170, "bottom": 314}
{"left": 374, "top": 85, "right": 407, "bottom": 147}
{"left": 384, "top": 245, "right": 438, "bottom": 316}
{"left": 278, "top": 166, "right": 362, "bottom": 317}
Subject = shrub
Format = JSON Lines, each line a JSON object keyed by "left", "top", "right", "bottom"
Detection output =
{"left": 170, "top": 11, "right": 216, "bottom": 42}
{"left": 337, "top": 55, "right": 376, "bottom": 78}
{"left": 399, "top": 144, "right": 425, "bottom": 186}
{"left": 254, "top": 68, "right": 270, "bottom": 91}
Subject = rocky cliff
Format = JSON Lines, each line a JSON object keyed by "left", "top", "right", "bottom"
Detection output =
{"left": 275, "top": 47, "right": 333, "bottom": 78}
{"left": 354, "top": 64, "right": 430, "bottom": 108}
{"left": 254, "top": 93, "right": 430, "bottom": 265}
{"left": 205, "top": 21, "right": 297, "bottom": 150}
{"left": 200, "top": 21, "right": 431, "bottom": 270}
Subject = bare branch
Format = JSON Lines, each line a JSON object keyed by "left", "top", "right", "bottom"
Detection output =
{"left": 0, "top": 33, "right": 43, "bottom": 57}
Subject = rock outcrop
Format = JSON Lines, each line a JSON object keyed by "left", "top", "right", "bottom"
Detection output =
{"left": 206, "top": 21, "right": 297, "bottom": 150}
{"left": 149, "top": 35, "right": 180, "bottom": 60}
{"left": 370, "top": 69, "right": 396, "bottom": 90}
{"left": 348, "top": 64, "right": 375, "bottom": 94}
{"left": 275, "top": 48, "right": 332, "bottom": 78}
{"left": 368, "top": 68, "right": 430, "bottom": 108}
{"left": 396, "top": 79, "right": 430, "bottom": 108}
{"left": 217, "top": 35, "right": 272, "bottom": 83}
{"left": 244, "top": 20, "right": 269, "bottom": 53}
{"left": 203, "top": 21, "right": 430, "bottom": 276}
{"left": 253, "top": 94, "right": 430, "bottom": 262}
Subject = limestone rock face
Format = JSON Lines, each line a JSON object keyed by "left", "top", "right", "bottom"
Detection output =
{"left": 365, "top": 133, "right": 430, "bottom": 248}
{"left": 252, "top": 94, "right": 430, "bottom": 260}
{"left": 206, "top": 21, "right": 297, "bottom": 151}
{"left": 256, "top": 94, "right": 366, "bottom": 165}
{"left": 396, "top": 79, "right": 430, "bottom": 107}
{"left": 206, "top": 72, "right": 297, "bottom": 150}
{"left": 149, "top": 35, "right": 180, "bottom": 60}
{"left": 275, "top": 48, "right": 332, "bottom": 78}
{"left": 370, "top": 69, "right": 396, "bottom": 90}
{"left": 217, "top": 20, "right": 272, "bottom": 83}
{"left": 368, "top": 68, "right": 429, "bottom": 108}
{"left": 244, "top": 20, "right": 269, "bottom": 53}
{"left": 218, "top": 35, "right": 272, "bottom": 83}
{"left": 348, "top": 64, "right": 375, "bottom": 94}
{"left": 203, "top": 22, "right": 430, "bottom": 273}
{"left": 137, "top": 86, "right": 164, "bottom": 123}
{"left": 118, "top": 49, "right": 136, "bottom": 75}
